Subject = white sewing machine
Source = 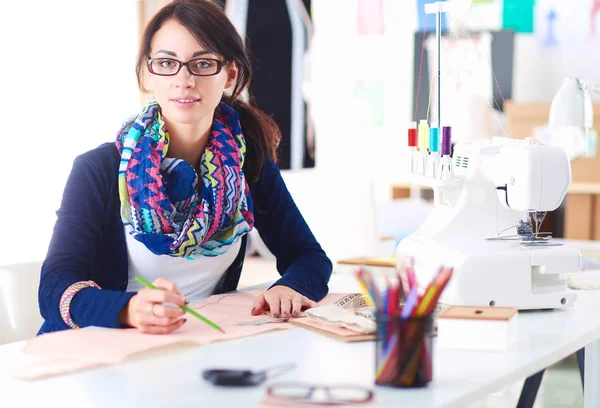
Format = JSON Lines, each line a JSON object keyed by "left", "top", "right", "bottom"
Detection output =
{"left": 396, "top": 138, "right": 581, "bottom": 310}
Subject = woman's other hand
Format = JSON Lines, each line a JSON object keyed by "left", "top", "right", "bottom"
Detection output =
{"left": 251, "top": 286, "right": 317, "bottom": 318}
{"left": 119, "top": 278, "right": 187, "bottom": 334}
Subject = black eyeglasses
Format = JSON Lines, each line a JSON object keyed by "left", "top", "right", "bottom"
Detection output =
{"left": 265, "top": 383, "right": 373, "bottom": 406}
{"left": 146, "top": 57, "right": 229, "bottom": 77}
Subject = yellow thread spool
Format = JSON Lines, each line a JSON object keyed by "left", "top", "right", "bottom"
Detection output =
{"left": 418, "top": 120, "right": 429, "bottom": 151}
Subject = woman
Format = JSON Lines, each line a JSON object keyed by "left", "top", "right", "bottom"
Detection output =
{"left": 37, "top": 0, "right": 331, "bottom": 335}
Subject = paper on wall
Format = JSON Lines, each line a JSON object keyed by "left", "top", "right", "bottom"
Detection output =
{"left": 425, "top": 32, "right": 494, "bottom": 143}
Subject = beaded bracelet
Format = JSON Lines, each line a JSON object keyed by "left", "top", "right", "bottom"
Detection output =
{"left": 59, "top": 280, "right": 101, "bottom": 329}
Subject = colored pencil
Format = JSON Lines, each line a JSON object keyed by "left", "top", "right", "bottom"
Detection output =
{"left": 135, "top": 276, "right": 225, "bottom": 333}
{"left": 364, "top": 262, "right": 453, "bottom": 387}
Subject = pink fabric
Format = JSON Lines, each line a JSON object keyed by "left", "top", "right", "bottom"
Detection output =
{"left": 7, "top": 291, "right": 361, "bottom": 380}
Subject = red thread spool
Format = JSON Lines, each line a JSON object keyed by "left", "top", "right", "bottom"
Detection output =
{"left": 408, "top": 123, "right": 418, "bottom": 147}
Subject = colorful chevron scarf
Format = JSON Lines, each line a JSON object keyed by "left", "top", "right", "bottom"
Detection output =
{"left": 115, "top": 101, "right": 254, "bottom": 257}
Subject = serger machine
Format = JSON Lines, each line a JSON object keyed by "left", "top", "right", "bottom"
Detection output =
{"left": 397, "top": 138, "right": 581, "bottom": 310}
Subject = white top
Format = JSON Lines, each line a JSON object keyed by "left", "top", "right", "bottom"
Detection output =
{"left": 2, "top": 275, "right": 600, "bottom": 407}
{"left": 124, "top": 226, "right": 242, "bottom": 304}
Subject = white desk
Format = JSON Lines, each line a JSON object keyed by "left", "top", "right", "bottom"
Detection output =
{"left": 1, "top": 276, "right": 599, "bottom": 408}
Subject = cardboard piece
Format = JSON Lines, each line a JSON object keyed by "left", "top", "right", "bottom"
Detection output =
{"left": 336, "top": 256, "right": 396, "bottom": 277}
{"left": 337, "top": 256, "right": 395, "bottom": 268}
{"left": 439, "top": 306, "right": 516, "bottom": 321}
{"left": 437, "top": 306, "right": 518, "bottom": 351}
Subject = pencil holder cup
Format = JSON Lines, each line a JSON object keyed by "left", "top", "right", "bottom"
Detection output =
{"left": 374, "top": 313, "right": 434, "bottom": 388}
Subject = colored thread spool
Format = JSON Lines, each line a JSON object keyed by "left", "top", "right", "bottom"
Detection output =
{"left": 442, "top": 126, "right": 452, "bottom": 156}
{"left": 429, "top": 122, "right": 439, "bottom": 153}
{"left": 408, "top": 122, "right": 417, "bottom": 147}
{"left": 418, "top": 120, "right": 429, "bottom": 151}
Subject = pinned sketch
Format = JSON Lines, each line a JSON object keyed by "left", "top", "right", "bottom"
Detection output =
{"left": 447, "top": 0, "right": 502, "bottom": 31}
{"left": 352, "top": 79, "right": 385, "bottom": 127}
{"left": 357, "top": 0, "right": 385, "bottom": 36}
{"left": 426, "top": 33, "right": 494, "bottom": 143}
{"left": 542, "top": 9, "right": 559, "bottom": 47}
{"left": 591, "top": 0, "right": 600, "bottom": 39}
{"left": 536, "top": 0, "right": 593, "bottom": 47}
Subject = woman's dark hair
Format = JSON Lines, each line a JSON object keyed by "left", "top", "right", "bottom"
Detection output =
{"left": 135, "top": 0, "right": 280, "bottom": 183}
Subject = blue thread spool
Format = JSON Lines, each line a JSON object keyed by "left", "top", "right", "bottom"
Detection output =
{"left": 429, "top": 122, "right": 440, "bottom": 153}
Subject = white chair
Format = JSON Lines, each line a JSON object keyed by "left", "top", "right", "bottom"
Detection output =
{"left": 0, "top": 261, "right": 44, "bottom": 344}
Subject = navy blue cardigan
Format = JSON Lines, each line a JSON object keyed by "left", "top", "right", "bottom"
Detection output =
{"left": 38, "top": 143, "right": 332, "bottom": 334}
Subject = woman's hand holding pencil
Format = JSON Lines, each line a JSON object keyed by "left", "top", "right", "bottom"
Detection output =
{"left": 118, "top": 277, "right": 188, "bottom": 334}
{"left": 129, "top": 276, "right": 226, "bottom": 334}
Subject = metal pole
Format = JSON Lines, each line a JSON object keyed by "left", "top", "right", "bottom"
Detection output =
{"left": 585, "top": 339, "right": 600, "bottom": 408}
{"left": 436, "top": 10, "right": 441, "bottom": 128}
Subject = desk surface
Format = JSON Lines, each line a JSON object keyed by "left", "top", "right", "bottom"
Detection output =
{"left": 1, "top": 276, "right": 599, "bottom": 408}
{"left": 391, "top": 181, "right": 600, "bottom": 195}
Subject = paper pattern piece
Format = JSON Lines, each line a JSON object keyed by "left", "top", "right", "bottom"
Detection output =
{"left": 357, "top": 0, "right": 385, "bottom": 36}
{"left": 426, "top": 32, "right": 493, "bottom": 143}
{"left": 304, "top": 305, "right": 375, "bottom": 333}
{"left": 448, "top": 0, "right": 502, "bottom": 32}
{"left": 5, "top": 291, "right": 372, "bottom": 380}
{"left": 592, "top": 0, "right": 600, "bottom": 39}
{"left": 290, "top": 318, "right": 376, "bottom": 342}
{"left": 290, "top": 293, "right": 376, "bottom": 341}
{"left": 305, "top": 293, "right": 375, "bottom": 334}
{"left": 542, "top": 9, "right": 559, "bottom": 47}
{"left": 6, "top": 290, "right": 292, "bottom": 380}
{"left": 502, "top": 0, "right": 534, "bottom": 33}
{"left": 352, "top": 79, "right": 385, "bottom": 127}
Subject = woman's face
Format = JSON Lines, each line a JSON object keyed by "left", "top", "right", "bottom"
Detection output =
{"left": 148, "top": 19, "right": 236, "bottom": 126}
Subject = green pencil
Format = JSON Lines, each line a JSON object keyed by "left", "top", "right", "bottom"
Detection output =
{"left": 135, "top": 275, "right": 225, "bottom": 333}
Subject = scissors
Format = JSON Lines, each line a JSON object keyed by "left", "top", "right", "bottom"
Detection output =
{"left": 202, "top": 363, "right": 296, "bottom": 387}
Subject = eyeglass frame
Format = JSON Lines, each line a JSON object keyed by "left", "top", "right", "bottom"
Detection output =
{"left": 265, "top": 383, "right": 374, "bottom": 406}
{"left": 146, "top": 57, "right": 229, "bottom": 77}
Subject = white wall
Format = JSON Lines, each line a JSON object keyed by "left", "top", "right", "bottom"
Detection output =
{"left": 0, "top": 1, "right": 139, "bottom": 265}
{"left": 310, "top": 0, "right": 600, "bottom": 202}
{"left": 310, "top": 0, "right": 418, "bottom": 201}
{"left": 0, "top": 0, "right": 598, "bottom": 265}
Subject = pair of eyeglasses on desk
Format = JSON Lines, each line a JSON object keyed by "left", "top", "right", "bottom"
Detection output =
{"left": 263, "top": 383, "right": 374, "bottom": 406}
